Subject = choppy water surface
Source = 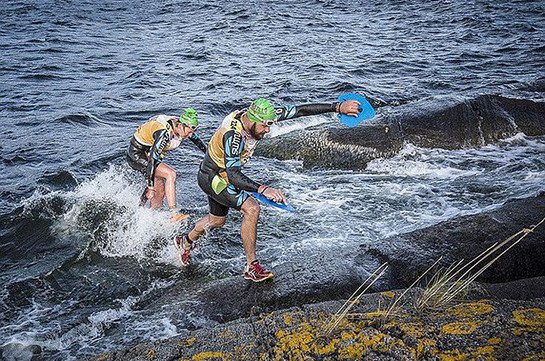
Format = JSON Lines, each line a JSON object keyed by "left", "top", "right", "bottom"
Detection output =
{"left": 1, "top": 0, "right": 544, "bottom": 360}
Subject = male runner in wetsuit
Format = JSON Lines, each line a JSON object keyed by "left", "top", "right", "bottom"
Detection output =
{"left": 174, "top": 98, "right": 360, "bottom": 281}
{"left": 126, "top": 108, "right": 207, "bottom": 223}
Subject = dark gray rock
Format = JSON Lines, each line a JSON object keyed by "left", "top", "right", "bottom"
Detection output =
{"left": 396, "top": 94, "right": 545, "bottom": 149}
{"left": 478, "top": 276, "right": 545, "bottom": 300}
{"left": 163, "top": 253, "right": 377, "bottom": 324}
{"left": 256, "top": 123, "right": 403, "bottom": 169}
{"left": 360, "top": 193, "right": 545, "bottom": 286}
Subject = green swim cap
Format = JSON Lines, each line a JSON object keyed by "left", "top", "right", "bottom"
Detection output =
{"left": 247, "top": 98, "right": 276, "bottom": 123}
{"left": 179, "top": 108, "right": 199, "bottom": 127}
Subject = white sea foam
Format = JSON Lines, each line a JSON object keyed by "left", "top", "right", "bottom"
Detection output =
{"left": 0, "top": 279, "right": 177, "bottom": 361}
{"left": 257, "top": 135, "right": 545, "bottom": 263}
{"left": 268, "top": 114, "right": 332, "bottom": 137}
{"left": 366, "top": 143, "right": 481, "bottom": 179}
{"left": 49, "top": 165, "right": 184, "bottom": 264}
{"left": 126, "top": 317, "right": 179, "bottom": 342}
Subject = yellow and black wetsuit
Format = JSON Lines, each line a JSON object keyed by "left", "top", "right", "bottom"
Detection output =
{"left": 198, "top": 102, "right": 338, "bottom": 216}
{"left": 126, "top": 114, "right": 206, "bottom": 187}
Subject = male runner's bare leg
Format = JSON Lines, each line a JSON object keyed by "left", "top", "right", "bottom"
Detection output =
{"left": 239, "top": 197, "right": 260, "bottom": 266}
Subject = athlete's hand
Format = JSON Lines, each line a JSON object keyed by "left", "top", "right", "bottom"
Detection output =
{"left": 146, "top": 188, "right": 156, "bottom": 200}
{"left": 339, "top": 100, "right": 361, "bottom": 117}
{"left": 262, "top": 187, "right": 288, "bottom": 205}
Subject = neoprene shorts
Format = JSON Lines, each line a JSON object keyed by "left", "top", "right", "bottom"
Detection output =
{"left": 126, "top": 137, "right": 149, "bottom": 175}
{"left": 197, "top": 168, "right": 249, "bottom": 217}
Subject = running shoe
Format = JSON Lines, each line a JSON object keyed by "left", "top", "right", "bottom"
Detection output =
{"left": 174, "top": 234, "right": 195, "bottom": 266}
{"left": 243, "top": 260, "right": 273, "bottom": 282}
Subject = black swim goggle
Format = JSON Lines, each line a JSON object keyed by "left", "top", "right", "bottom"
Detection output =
{"left": 251, "top": 113, "right": 276, "bottom": 126}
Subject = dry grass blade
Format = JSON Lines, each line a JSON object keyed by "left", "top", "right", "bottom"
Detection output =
{"left": 416, "top": 241, "right": 500, "bottom": 310}
{"left": 417, "top": 216, "right": 545, "bottom": 310}
{"left": 330, "top": 263, "right": 389, "bottom": 320}
{"left": 442, "top": 231, "right": 524, "bottom": 297}
{"left": 385, "top": 257, "right": 443, "bottom": 318}
{"left": 441, "top": 218, "right": 544, "bottom": 305}
{"left": 324, "top": 263, "right": 388, "bottom": 335}
{"left": 416, "top": 259, "right": 464, "bottom": 311}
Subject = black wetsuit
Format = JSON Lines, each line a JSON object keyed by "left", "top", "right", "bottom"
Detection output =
{"left": 126, "top": 116, "right": 206, "bottom": 187}
{"left": 199, "top": 103, "right": 338, "bottom": 216}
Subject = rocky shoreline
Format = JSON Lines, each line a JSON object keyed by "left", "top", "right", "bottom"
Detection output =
{"left": 84, "top": 193, "right": 545, "bottom": 361}
{"left": 362, "top": 192, "right": 545, "bottom": 288}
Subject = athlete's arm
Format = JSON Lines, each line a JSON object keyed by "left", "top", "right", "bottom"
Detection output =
{"left": 275, "top": 101, "right": 360, "bottom": 122}
{"left": 189, "top": 133, "right": 207, "bottom": 153}
{"left": 223, "top": 130, "right": 261, "bottom": 192}
{"left": 274, "top": 103, "right": 338, "bottom": 122}
{"left": 146, "top": 129, "right": 169, "bottom": 188}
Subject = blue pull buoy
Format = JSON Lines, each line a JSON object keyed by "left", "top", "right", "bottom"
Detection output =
{"left": 251, "top": 192, "right": 296, "bottom": 213}
{"left": 337, "top": 93, "right": 375, "bottom": 127}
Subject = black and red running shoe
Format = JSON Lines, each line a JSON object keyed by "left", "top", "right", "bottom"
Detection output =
{"left": 174, "top": 234, "right": 196, "bottom": 266}
{"left": 243, "top": 260, "right": 273, "bottom": 282}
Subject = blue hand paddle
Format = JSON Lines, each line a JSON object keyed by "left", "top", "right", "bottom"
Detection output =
{"left": 251, "top": 192, "right": 296, "bottom": 213}
{"left": 337, "top": 93, "right": 375, "bottom": 127}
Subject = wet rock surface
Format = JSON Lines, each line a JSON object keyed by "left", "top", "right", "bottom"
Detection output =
{"left": 258, "top": 94, "right": 545, "bottom": 169}
{"left": 257, "top": 123, "right": 403, "bottom": 169}
{"left": 149, "top": 252, "right": 378, "bottom": 325}
{"left": 362, "top": 193, "right": 545, "bottom": 287}
{"left": 197, "top": 258, "right": 365, "bottom": 323}
{"left": 392, "top": 94, "right": 545, "bottom": 149}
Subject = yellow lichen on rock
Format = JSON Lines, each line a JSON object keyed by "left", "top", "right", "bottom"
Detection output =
{"left": 312, "top": 338, "right": 339, "bottom": 355}
{"left": 512, "top": 308, "right": 545, "bottom": 327}
{"left": 191, "top": 351, "right": 230, "bottom": 361}
{"left": 146, "top": 349, "right": 155, "bottom": 359}
{"left": 217, "top": 329, "right": 233, "bottom": 339}
{"left": 337, "top": 331, "right": 391, "bottom": 359}
{"left": 438, "top": 348, "right": 468, "bottom": 361}
{"left": 441, "top": 320, "right": 481, "bottom": 335}
{"left": 447, "top": 302, "right": 494, "bottom": 318}
{"left": 487, "top": 337, "right": 501, "bottom": 345}
{"left": 438, "top": 346, "right": 495, "bottom": 361}
{"left": 177, "top": 338, "right": 196, "bottom": 348}
{"left": 381, "top": 291, "right": 396, "bottom": 298}
{"left": 268, "top": 310, "right": 417, "bottom": 361}
{"left": 272, "top": 319, "right": 318, "bottom": 360}
{"left": 283, "top": 313, "right": 293, "bottom": 326}
{"left": 474, "top": 346, "right": 495, "bottom": 360}
{"left": 512, "top": 308, "right": 545, "bottom": 336}
{"left": 415, "top": 338, "right": 437, "bottom": 359}
{"left": 398, "top": 321, "right": 425, "bottom": 338}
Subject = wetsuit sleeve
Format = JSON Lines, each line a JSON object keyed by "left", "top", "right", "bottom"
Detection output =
{"left": 189, "top": 133, "right": 207, "bottom": 153}
{"left": 275, "top": 102, "right": 338, "bottom": 122}
{"left": 223, "top": 130, "right": 261, "bottom": 192}
{"left": 146, "top": 129, "right": 169, "bottom": 188}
